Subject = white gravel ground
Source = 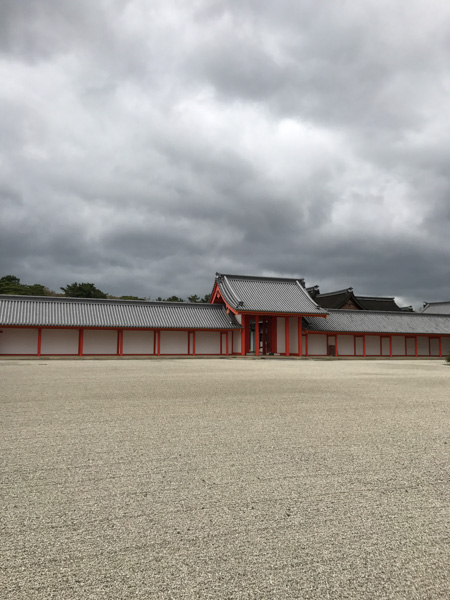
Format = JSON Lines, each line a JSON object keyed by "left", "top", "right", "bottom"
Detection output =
{"left": 1, "top": 359, "right": 449, "bottom": 599}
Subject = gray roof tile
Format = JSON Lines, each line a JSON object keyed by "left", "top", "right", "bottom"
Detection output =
{"left": 215, "top": 273, "right": 328, "bottom": 315}
{"left": 421, "top": 302, "right": 450, "bottom": 315}
{"left": 0, "top": 296, "right": 241, "bottom": 330}
{"left": 305, "top": 309, "right": 450, "bottom": 335}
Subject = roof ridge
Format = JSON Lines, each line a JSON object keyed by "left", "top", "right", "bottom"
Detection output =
{"left": 316, "top": 288, "right": 353, "bottom": 297}
{"left": 216, "top": 272, "right": 305, "bottom": 283}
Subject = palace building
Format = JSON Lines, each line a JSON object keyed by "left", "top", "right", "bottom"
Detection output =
{"left": 0, "top": 272, "right": 449, "bottom": 358}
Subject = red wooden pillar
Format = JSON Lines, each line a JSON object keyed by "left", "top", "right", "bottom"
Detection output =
{"left": 241, "top": 315, "right": 246, "bottom": 355}
{"left": 389, "top": 335, "right": 393, "bottom": 358}
{"left": 153, "top": 331, "right": 157, "bottom": 355}
{"left": 439, "top": 337, "right": 442, "bottom": 358}
{"left": 157, "top": 330, "right": 161, "bottom": 356}
{"left": 298, "top": 317, "right": 303, "bottom": 357}
{"left": 272, "top": 316, "right": 277, "bottom": 354}
{"left": 226, "top": 331, "right": 229, "bottom": 356}
{"left": 363, "top": 335, "right": 366, "bottom": 358}
{"left": 118, "top": 330, "right": 124, "bottom": 356}
{"left": 415, "top": 336, "right": 418, "bottom": 357}
{"left": 78, "top": 329, "right": 84, "bottom": 356}
{"left": 192, "top": 331, "right": 196, "bottom": 356}
{"left": 285, "top": 317, "right": 290, "bottom": 356}
{"left": 335, "top": 335, "right": 339, "bottom": 357}
{"left": 261, "top": 318, "right": 266, "bottom": 355}
{"left": 255, "top": 315, "right": 259, "bottom": 356}
{"left": 37, "top": 328, "right": 42, "bottom": 357}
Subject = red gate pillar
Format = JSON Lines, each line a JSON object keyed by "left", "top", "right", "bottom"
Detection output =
{"left": 255, "top": 315, "right": 259, "bottom": 356}
{"left": 37, "top": 328, "right": 42, "bottom": 357}
{"left": 241, "top": 315, "right": 246, "bottom": 355}
{"left": 363, "top": 336, "right": 366, "bottom": 357}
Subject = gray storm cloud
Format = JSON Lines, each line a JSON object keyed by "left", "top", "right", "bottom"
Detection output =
{"left": 0, "top": 0, "right": 449, "bottom": 305}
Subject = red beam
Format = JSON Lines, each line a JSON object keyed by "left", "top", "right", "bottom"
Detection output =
{"left": 78, "top": 329, "right": 84, "bottom": 356}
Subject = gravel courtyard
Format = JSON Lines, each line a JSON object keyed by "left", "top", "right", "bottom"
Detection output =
{"left": 1, "top": 359, "right": 449, "bottom": 599}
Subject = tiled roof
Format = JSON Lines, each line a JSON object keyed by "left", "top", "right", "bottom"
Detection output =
{"left": 421, "top": 302, "right": 450, "bottom": 315}
{"left": 215, "top": 273, "right": 328, "bottom": 315}
{"left": 356, "top": 296, "right": 404, "bottom": 312}
{"left": 304, "top": 310, "right": 450, "bottom": 335}
{"left": 0, "top": 296, "right": 241, "bottom": 330}
{"left": 315, "top": 288, "right": 364, "bottom": 310}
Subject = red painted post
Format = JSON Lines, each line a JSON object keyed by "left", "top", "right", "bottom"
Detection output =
{"left": 255, "top": 315, "right": 259, "bottom": 356}
{"left": 78, "top": 329, "right": 84, "bottom": 356}
{"left": 192, "top": 331, "right": 196, "bottom": 356}
{"left": 298, "top": 317, "right": 302, "bottom": 357}
{"left": 118, "top": 330, "right": 124, "bottom": 356}
{"left": 285, "top": 317, "right": 290, "bottom": 356}
{"left": 226, "top": 331, "right": 229, "bottom": 356}
{"left": 153, "top": 331, "right": 156, "bottom": 355}
{"left": 363, "top": 335, "right": 366, "bottom": 357}
{"left": 390, "top": 335, "right": 392, "bottom": 357}
{"left": 335, "top": 335, "right": 339, "bottom": 357}
{"left": 37, "top": 328, "right": 42, "bottom": 356}
{"left": 354, "top": 336, "right": 356, "bottom": 356}
{"left": 241, "top": 315, "right": 246, "bottom": 355}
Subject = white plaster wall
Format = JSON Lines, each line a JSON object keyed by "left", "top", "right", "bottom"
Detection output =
{"left": 365, "top": 336, "right": 381, "bottom": 356}
{"left": 0, "top": 328, "right": 38, "bottom": 354}
{"left": 417, "top": 336, "right": 429, "bottom": 356}
{"left": 123, "top": 330, "right": 154, "bottom": 354}
{"left": 232, "top": 330, "right": 241, "bottom": 353}
{"left": 337, "top": 335, "right": 354, "bottom": 356}
{"left": 355, "top": 337, "right": 364, "bottom": 356}
{"left": 160, "top": 331, "right": 188, "bottom": 354}
{"left": 277, "top": 317, "right": 285, "bottom": 353}
{"left": 195, "top": 331, "right": 220, "bottom": 354}
{"left": 429, "top": 338, "right": 440, "bottom": 356}
{"left": 441, "top": 337, "right": 450, "bottom": 355}
{"left": 83, "top": 330, "right": 118, "bottom": 354}
{"left": 381, "top": 337, "right": 390, "bottom": 356}
{"left": 392, "top": 336, "right": 405, "bottom": 356}
{"left": 234, "top": 314, "right": 242, "bottom": 325}
{"left": 308, "top": 334, "right": 327, "bottom": 355}
{"left": 406, "top": 337, "right": 416, "bottom": 356}
{"left": 289, "top": 317, "right": 298, "bottom": 354}
{"left": 41, "top": 329, "right": 78, "bottom": 354}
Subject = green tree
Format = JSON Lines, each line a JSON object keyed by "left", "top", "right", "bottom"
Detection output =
{"left": 187, "top": 294, "right": 201, "bottom": 303}
{"left": 165, "top": 295, "right": 184, "bottom": 302}
{"left": 61, "top": 282, "right": 108, "bottom": 299}
{"left": 0, "top": 275, "right": 54, "bottom": 296}
{"left": 201, "top": 293, "right": 211, "bottom": 303}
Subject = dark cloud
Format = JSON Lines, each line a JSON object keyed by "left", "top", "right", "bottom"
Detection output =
{"left": 0, "top": 1, "right": 449, "bottom": 306}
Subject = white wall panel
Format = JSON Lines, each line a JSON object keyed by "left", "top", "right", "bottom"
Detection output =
{"left": 123, "top": 330, "right": 154, "bottom": 354}
{"left": 365, "top": 336, "right": 381, "bottom": 356}
{"left": 289, "top": 317, "right": 298, "bottom": 354}
{"left": 406, "top": 337, "right": 416, "bottom": 356}
{"left": 41, "top": 329, "right": 78, "bottom": 355}
{"left": 355, "top": 336, "right": 364, "bottom": 356}
{"left": 0, "top": 328, "right": 38, "bottom": 354}
{"left": 277, "top": 318, "right": 285, "bottom": 353}
{"left": 195, "top": 331, "right": 220, "bottom": 354}
{"left": 441, "top": 337, "right": 450, "bottom": 356}
{"left": 160, "top": 331, "right": 188, "bottom": 354}
{"left": 417, "top": 337, "right": 429, "bottom": 356}
{"left": 308, "top": 334, "right": 327, "bottom": 355}
{"left": 381, "top": 337, "right": 390, "bottom": 356}
{"left": 392, "top": 336, "right": 405, "bottom": 355}
{"left": 83, "top": 330, "right": 118, "bottom": 355}
{"left": 337, "top": 335, "right": 354, "bottom": 356}
{"left": 429, "top": 338, "right": 440, "bottom": 356}
{"left": 232, "top": 330, "right": 241, "bottom": 353}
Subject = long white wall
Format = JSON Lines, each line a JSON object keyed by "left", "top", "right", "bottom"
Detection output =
{"left": 0, "top": 328, "right": 38, "bottom": 354}
{"left": 337, "top": 335, "right": 354, "bottom": 355}
{"left": 123, "top": 330, "right": 154, "bottom": 355}
{"left": 42, "top": 329, "right": 78, "bottom": 355}
{"left": 195, "top": 331, "right": 221, "bottom": 354}
{"left": 83, "top": 330, "right": 117, "bottom": 354}
{"left": 160, "top": 331, "right": 188, "bottom": 354}
{"left": 308, "top": 334, "right": 327, "bottom": 355}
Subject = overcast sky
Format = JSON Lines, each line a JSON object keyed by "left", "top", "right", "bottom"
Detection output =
{"left": 1, "top": 1, "right": 449, "bottom": 306}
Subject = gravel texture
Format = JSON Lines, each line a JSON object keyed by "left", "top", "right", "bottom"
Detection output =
{"left": 1, "top": 359, "right": 449, "bottom": 599}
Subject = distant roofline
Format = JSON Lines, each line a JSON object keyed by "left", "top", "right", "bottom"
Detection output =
{"left": 314, "top": 308, "right": 450, "bottom": 318}
{"left": 216, "top": 272, "right": 306, "bottom": 284}
{"left": 316, "top": 288, "right": 353, "bottom": 298}
{"left": 423, "top": 301, "right": 450, "bottom": 306}
{"left": 356, "top": 295, "right": 396, "bottom": 301}
{"left": 0, "top": 294, "right": 224, "bottom": 308}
